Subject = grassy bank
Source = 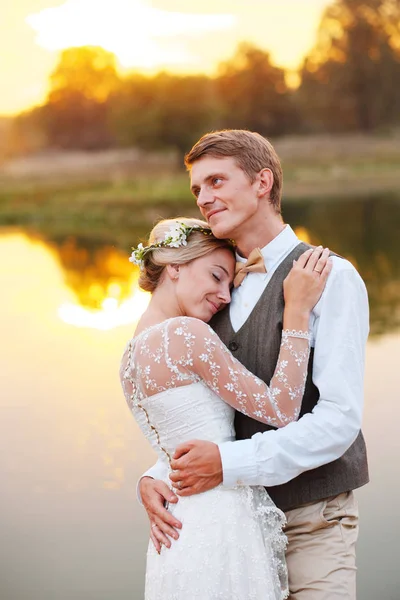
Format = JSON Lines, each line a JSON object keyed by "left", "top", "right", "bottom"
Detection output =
{"left": 1, "top": 133, "right": 400, "bottom": 245}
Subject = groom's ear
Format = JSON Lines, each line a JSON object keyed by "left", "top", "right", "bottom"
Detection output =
{"left": 257, "top": 168, "right": 274, "bottom": 199}
{"left": 166, "top": 263, "right": 180, "bottom": 280}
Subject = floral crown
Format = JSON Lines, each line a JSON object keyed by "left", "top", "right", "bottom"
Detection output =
{"left": 129, "top": 221, "right": 213, "bottom": 267}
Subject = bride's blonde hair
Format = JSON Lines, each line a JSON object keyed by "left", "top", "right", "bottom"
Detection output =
{"left": 138, "top": 217, "right": 235, "bottom": 293}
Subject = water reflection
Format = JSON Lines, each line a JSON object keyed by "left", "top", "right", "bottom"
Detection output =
{"left": 0, "top": 230, "right": 152, "bottom": 492}
{"left": 58, "top": 290, "right": 149, "bottom": 330}
{"left": 8, "top": 231, "right": 150, "bottom": 330}
{"left": 56, "top": 237, "right": 136, "bottom": 310}
{"left": 284, "top": 195, "right": 400, "bottom": 336}
{"left": 1, "top": 204, "right": 400, "bottom": 599}
{"left": 0, "top": 230, "right": 153, "bottom": 600}
{"left": 51, "top": 236, "right": 150, "bottom": 329}
{"left": 13, "top": 194, "right": 400, "bottom": 335}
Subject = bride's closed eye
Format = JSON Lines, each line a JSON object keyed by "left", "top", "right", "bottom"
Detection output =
{"left": 212, "top": 273, "right": 221, "bottom": 282}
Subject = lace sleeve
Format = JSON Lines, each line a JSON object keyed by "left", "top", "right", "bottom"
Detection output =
{"left": 166, "top": 317, "right": 311, "bottom": 428}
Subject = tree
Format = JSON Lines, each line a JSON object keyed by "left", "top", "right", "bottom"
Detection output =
{"left": 216, "top": 43, "right": 297, "bottom": 136}
{"left": 110, "top": 72, "right": 217, "bottom": 154}
{"left": 298, "top": 0, "right": 400, "bottom": 132}
{"left": 45, "top": 46, "right": 120, "bottom": 149}
{"left": 5, "top": 107, "right": 48, "bottom": 157}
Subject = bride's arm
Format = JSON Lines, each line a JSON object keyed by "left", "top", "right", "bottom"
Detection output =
{"left": 167, "top": 316, "right": 310, "bottom": 428}
{"left": 166, "top": 249, "right": 331, "bottom": 428}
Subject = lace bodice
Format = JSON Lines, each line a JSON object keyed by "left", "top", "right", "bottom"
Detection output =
{"left": 120, "top": 317, "right": 310, "bottom": 463}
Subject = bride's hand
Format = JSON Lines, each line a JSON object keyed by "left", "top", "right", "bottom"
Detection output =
{"left": 283, "top": 246, "right": 332, "bottom": 315}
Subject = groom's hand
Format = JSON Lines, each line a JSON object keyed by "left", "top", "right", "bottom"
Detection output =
{"left": 170, "top": 440, "right": 223, "bottom": 496}
{"left": 140, "top": 477, "right": 181, "bottom": 552}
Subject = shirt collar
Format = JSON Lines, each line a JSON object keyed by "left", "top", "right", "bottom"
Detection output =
{"left": 236, "top": 225, "right": 299, "bottom": 272}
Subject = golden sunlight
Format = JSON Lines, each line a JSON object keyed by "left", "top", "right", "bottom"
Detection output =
{"left": 0, "top": 1, "right": 331, "bottom": 114}
{"left": 58, "top": 285, "right": 150, "bottom": 330}
{"left": 26, "top": 0, "right": 236, "bottom": 70}
{"left": 0, "top": 230, "right": 149, "bottom": 331}
{"left": 294, "top": 226, "right": 311, "bottom": 244}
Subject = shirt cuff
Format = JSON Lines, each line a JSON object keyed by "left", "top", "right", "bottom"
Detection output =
{"left": 218, "top": 439, "right": 259, "bottom": 487}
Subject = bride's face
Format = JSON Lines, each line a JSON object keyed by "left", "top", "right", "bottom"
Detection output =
{"left": 173, "top": 248, "right": 235, "bottom": 322}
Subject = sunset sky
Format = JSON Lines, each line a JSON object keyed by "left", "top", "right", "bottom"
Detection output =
{"left": 0, "top": 0, "right": 331, "bottom": 116}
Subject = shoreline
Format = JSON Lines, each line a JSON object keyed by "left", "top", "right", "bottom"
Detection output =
{"left": 1, "top": 134, "right": 399, "bottom": 240}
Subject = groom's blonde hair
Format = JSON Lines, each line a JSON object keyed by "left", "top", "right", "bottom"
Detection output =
{"left": 138, "top": 217, "right": 235, "bottom": 293}
{"left": 184, "top": 129, "right": 283, "bottom": 214}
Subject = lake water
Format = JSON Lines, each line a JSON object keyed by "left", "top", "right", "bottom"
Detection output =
{"left": 1, "top": 195, "right": 400, "bottom": 599}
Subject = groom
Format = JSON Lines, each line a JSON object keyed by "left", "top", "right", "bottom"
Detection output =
{"left": 138, "top": 129, "right": 369, "bottom": 599}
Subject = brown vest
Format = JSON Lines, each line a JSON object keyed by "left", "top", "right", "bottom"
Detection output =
{"left": 210, "top": 242, "right": 369, "bottom": 512}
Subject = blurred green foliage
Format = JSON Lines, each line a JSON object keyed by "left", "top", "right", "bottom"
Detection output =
{"left": 298, "top": 0, "right": 400, "bottom": 132}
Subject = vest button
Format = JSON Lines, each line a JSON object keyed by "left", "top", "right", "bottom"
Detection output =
{"left": 228, "top": 341, "right": 239, "bottom": 352}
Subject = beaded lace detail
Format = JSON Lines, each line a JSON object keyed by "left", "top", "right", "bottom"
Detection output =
{"left": 121, "top": 317, "right": 310, "bottom": 430}
{"left": 282, "top": 329, "right": 311, "bottom": 340}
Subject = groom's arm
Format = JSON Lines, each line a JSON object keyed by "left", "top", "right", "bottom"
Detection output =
{"left": 170, "top": 258, "right": 369, "bottom": 492}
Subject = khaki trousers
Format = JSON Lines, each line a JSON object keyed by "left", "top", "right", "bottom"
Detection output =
{"left": 283, "top": 492, "right": 359, "bottom": 600}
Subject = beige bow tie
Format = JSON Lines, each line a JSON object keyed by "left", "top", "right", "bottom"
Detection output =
{"left": 233, "top": 247, "right": 266, "bottom": 288}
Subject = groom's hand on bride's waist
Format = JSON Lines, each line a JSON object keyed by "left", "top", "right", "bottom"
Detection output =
{"left": 170, "top": 440, "right": 223, "bottom": 496}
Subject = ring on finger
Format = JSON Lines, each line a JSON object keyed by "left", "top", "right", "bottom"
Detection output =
{"left": 313, "top": 268, "right": 322, "bottom": 273}
{"left": 151, "top": 523, "right": 158, "bottom": 529}
{"left": 177, "top": 481, "right": 182, "bottom": 489}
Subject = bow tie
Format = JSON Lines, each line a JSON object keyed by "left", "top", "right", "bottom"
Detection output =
{"left": 233, "top": 247, "right": 266, "bottom": 288}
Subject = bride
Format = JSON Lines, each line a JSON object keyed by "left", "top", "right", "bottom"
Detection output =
{"left": 120, "top": 217, "right": 331, "bottom": 600}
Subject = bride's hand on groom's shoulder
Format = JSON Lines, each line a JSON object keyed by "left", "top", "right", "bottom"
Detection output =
{"left": 170, "top": 440, "right": 223, "bottom": 496}
{"left": 284, "top": 246, "right": 332, "bottom": 314}
{"left": 140, "top": 477, "right": 181, "bottom": 552}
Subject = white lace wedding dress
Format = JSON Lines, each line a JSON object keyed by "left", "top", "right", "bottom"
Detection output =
{"left": 120, "top": 316, "right": 311, "bottom": 600}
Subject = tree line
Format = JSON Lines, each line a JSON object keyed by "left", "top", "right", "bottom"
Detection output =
{"left": 6, "top": 0, "right": 400, "bottom": 156}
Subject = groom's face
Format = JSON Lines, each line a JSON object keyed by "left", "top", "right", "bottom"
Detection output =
{"left": 190, "top": 156, "right": 261, "bottom": 240}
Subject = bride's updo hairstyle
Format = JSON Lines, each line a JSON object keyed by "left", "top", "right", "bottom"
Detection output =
{"left": 138, "top": 217, "right": 235, "bottom": 293}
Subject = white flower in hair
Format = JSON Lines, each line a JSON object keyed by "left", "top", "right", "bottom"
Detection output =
{"left": 128, "top": 221, "right": 216, "bottom": 268}
{"left": 164, "top": 223, "right": 188, "bottom": 247}
{"left": 129, "top": 243, "right": 144, "bottom": 265}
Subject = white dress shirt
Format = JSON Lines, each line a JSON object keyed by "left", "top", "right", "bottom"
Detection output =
{"left": 138, "top": 225, "right": 369, "bottom": 493}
